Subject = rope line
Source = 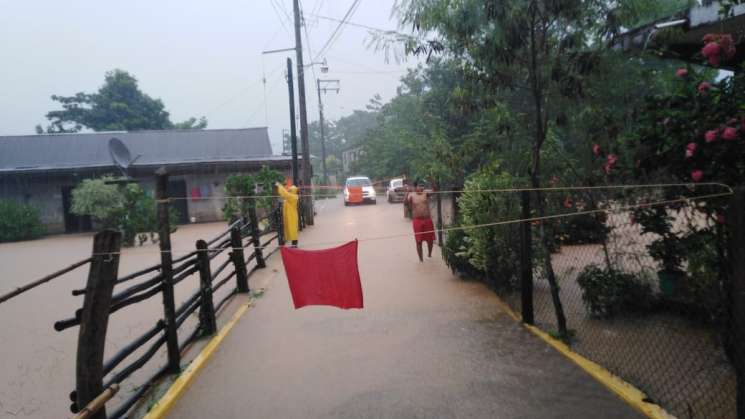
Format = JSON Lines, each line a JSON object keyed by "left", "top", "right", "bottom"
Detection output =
{"left": 160, "top": 182, "right": 733, "bottom": 201}
{"left": 88, "top": 190, "right": 732, "bottom": 257}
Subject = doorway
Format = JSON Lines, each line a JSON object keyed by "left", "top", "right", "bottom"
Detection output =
{"left": 61, "top": 186, "right": 92, "bottom": 233}
{"left": 168, "top": 179, "right": 189, "bottom": 224}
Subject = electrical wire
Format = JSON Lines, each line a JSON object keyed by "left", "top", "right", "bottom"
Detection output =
{"left": 306, "top": 12, "right": 398, "bottom": 34}
{"left": 269, "top": 0, "right": 292, "bottom": 34}
{"left": 313, "top": 0, "right": 362, "bottom": 61}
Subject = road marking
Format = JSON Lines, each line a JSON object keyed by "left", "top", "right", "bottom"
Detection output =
{"left": 142, "top": 300, "right": 253, "bottom": 419}
{"left": 492, "top": 298, "right": 674, "bottom": 419}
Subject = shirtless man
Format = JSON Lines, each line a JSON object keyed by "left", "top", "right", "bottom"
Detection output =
{"left": 405, "top": 181, "right": 435, "bottom": 262}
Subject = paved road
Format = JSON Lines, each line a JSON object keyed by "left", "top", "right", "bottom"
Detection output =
{"left": 168, "top": 198, "right": 642, "bottom": 419}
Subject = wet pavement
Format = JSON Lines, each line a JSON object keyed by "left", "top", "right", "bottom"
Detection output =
{"left": 167, "top": 198, "right": 642, "bottom": 419}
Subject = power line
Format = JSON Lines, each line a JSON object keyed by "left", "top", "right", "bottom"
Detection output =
{"left": 306, "top": 12, "right": 398, "bottom": 34}
{"left": 269, "top": 0, "right": 292, "bottom": 34}
{"left": 313, "top": 0, "right": 362, "bottom": 61}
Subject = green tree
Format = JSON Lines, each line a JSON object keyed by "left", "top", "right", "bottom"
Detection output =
{"left": 38, "top": 69, "right": 207, "bottom": 133}
{"left": 385, "top": 0, "right": 674, "bottom": 339}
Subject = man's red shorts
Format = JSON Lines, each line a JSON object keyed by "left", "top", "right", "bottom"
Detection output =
{"left": 412, "top": 217, "right": 435, "bottom": 243}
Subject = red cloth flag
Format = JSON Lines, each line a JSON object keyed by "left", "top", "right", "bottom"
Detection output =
{"left": 280, "top": 241, "right": 363, "bottom": 309}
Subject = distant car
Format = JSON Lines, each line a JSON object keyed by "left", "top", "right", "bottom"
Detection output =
{"left": 386, "top": 178, "right": 406, "bottom": 203}
{"left": 344, "top": 176, "right": 376, "bottom": 205}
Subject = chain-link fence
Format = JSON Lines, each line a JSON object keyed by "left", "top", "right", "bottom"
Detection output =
{"left": 439, "top": 184, "right": 742, "bottom": 419}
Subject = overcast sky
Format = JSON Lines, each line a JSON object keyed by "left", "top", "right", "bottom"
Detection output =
{"left": 0, "top": 0, "right": 419, "bottom": 154}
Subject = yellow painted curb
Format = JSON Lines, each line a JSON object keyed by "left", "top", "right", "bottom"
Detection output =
{"left": 492, "top": 298, "right": 673, "bottom": 419}
{"left": 142, "top": 300, "right": 253, "bottom": 419}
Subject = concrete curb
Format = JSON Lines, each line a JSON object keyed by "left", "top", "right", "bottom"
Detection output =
{"left": 491, "top": 298, "right": 675, "bottom": 419}
{"left": 142, "top": 300, "right": 253, "bottom": 419}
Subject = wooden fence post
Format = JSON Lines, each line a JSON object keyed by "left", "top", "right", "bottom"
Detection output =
{"left": 195, "top": 240, "right": 217, "bottom": 335}
{"left": 276, "top": 202, "right": 286, "bottom": 246}
{"left": 520, "top": 190, "right": 535, "bottom": 325}
{"left": 74, "top": 230, "right": 121, "bottom": 419}
{"left": 436, "top": 187, "right": 444, "bottom": 246}
{"left": 155, "top": 168, "right": 181, "bottom": 374}
{"left": 230, "top": 227, "right": 250, "bottom": 293}
{"left": 247, "top": 200, "right": 266, "bottom": 268}
{"left": 727, "top": 187, "right": 745, "bottom": 419}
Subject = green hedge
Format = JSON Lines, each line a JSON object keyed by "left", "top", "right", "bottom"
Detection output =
{"left": 0, "top": 200, "right": 45, "bottom": 242}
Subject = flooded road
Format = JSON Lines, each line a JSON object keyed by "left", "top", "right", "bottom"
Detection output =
{"left": 167, "top": 198, "right": 642, "bottom": 419}
{"left": 0, "top": 222, "right": 234, "bottom": 418}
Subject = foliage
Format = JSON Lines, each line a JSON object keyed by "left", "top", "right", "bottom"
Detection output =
{"left": 576, "top": 265, "right": 655, "bottom": 318}
{"left": 0, "top": 200, "right": 45, "bottom": 242}
{"left": 456, "top": 162, "right": 522, "bottom": 289}
{"left": 680, "top": 230, "right": 725, "bottom": 323}
{"left": 71, "top": 177, "right": 124, "bottom": 227}
{"left": 628, "top": 51, "right": 744, "bottom": 277}
{"left": 71, "top": 176, "right": 170, "bottom": 246}
{"left": 38, "top": 69, "right": 207, "bottom": 133}
{"left": 223, "top": 167, "right": 284, "bottom": 220}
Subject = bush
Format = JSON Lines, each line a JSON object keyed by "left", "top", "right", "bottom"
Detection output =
{"left": 442, "top": 224, "right": 483, "bottom": 279}
{"left": 456, "top": 161, "right": 522, "bottom": 289}
{"left": 678, "top": 231, "right": 724, "bottom": 323}
{"left": 553, "top": 213, "right": 609, "bottom": 245}
{"left": 71, "top": 176, "right": 171, "bottom": 247}
{"left": 0, "top": 200, "right": 45, "bottom": 242}
{"left": 223, "top": 166, "right": 284, "bottom": 221}
{"left": 577, "top": 265, "right": 654, "bottom": 318}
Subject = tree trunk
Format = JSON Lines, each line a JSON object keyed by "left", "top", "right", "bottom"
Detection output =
{"left": 528, "top": 8, "right": 568, "bottom": 340}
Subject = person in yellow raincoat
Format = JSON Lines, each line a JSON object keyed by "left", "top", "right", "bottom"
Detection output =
{"left": 275, "top": 182, "right": 299, "bottom": 246}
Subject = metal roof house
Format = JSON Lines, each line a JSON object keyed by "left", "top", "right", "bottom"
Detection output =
{"left": 0, "top": 128, "right": 293, "bottom": 234}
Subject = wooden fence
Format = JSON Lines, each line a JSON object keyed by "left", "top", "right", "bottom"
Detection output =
{"left": 42, "top": 170, "right": 286, "bottom": 419}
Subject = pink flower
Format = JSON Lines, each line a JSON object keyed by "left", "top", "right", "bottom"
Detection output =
{"left": 592, "top": 143, "right": 601, "bottom": 156}
{"left": 607, "top": 154, "right": 618, "bottom": 165}
{"left": 698, "top": 82, "right": 711, "bottom": 93}
{"left": 691, "top": 170, "right": 704, "bottom": 182}
{"left": 705, "top": 129, "right": 719, "bottom": 143}
{"left": 703, "top": 42, "right": 721, "bottom": 57}
{"left": 722, "top": 127, "right": 738, "bottom": 140}
{"left": 703, "top": 34, "right": 716, "bottom": 43}
{"left": 676, "top": 68, "right": 688, "bottom": 77}
{"left": 685, "top": 142, "right": 697, "bottom": 158}
{"left": 603, "top": 163, "right": 612, "bottom": 174}
{"left": 720, "top": 35, "right": 736, "bottom": 59}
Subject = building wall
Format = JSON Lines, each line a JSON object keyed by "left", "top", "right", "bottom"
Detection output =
{"left": 0, "top": 165, "right": 292, "bottom": 235}
{"left": 0, "top": 173, "right": 82, "bottom": 234}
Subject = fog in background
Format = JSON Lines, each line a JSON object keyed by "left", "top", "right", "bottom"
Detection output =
{"left": 0, "top": 0, "right": 419, "bottom": 153}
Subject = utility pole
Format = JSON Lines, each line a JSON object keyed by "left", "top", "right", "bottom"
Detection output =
{"left": 286, "top": 58, "right": 299, "bottom": 186}
{"left": 292, "top": 0, "right": 313, "bottom": 225}
{"left": 316, "top": 79, "right": 340, "bottom": 183}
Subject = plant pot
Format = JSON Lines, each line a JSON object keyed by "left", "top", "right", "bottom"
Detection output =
{"left": 658, "top": 270, "right": 684, "bottom": 296}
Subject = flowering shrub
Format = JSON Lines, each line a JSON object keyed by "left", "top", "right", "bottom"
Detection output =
{"left": 701, "top": 33, "right": 736, "bottom": 67}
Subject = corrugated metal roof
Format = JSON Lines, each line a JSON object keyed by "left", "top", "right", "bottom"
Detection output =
{"left": 0, "top": 128, "right": 279, "bottom": 173}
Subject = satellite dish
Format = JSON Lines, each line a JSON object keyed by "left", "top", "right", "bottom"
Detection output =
{"left": 109, "top": 137, "right": 132, "bottom": 170}
{"left": 108, "top": 137, "right": 141, "bottom": 180}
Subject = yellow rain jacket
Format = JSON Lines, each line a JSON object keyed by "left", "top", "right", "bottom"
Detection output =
{"left": 277, "top": 184, "right": 299, "bottom": 241}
